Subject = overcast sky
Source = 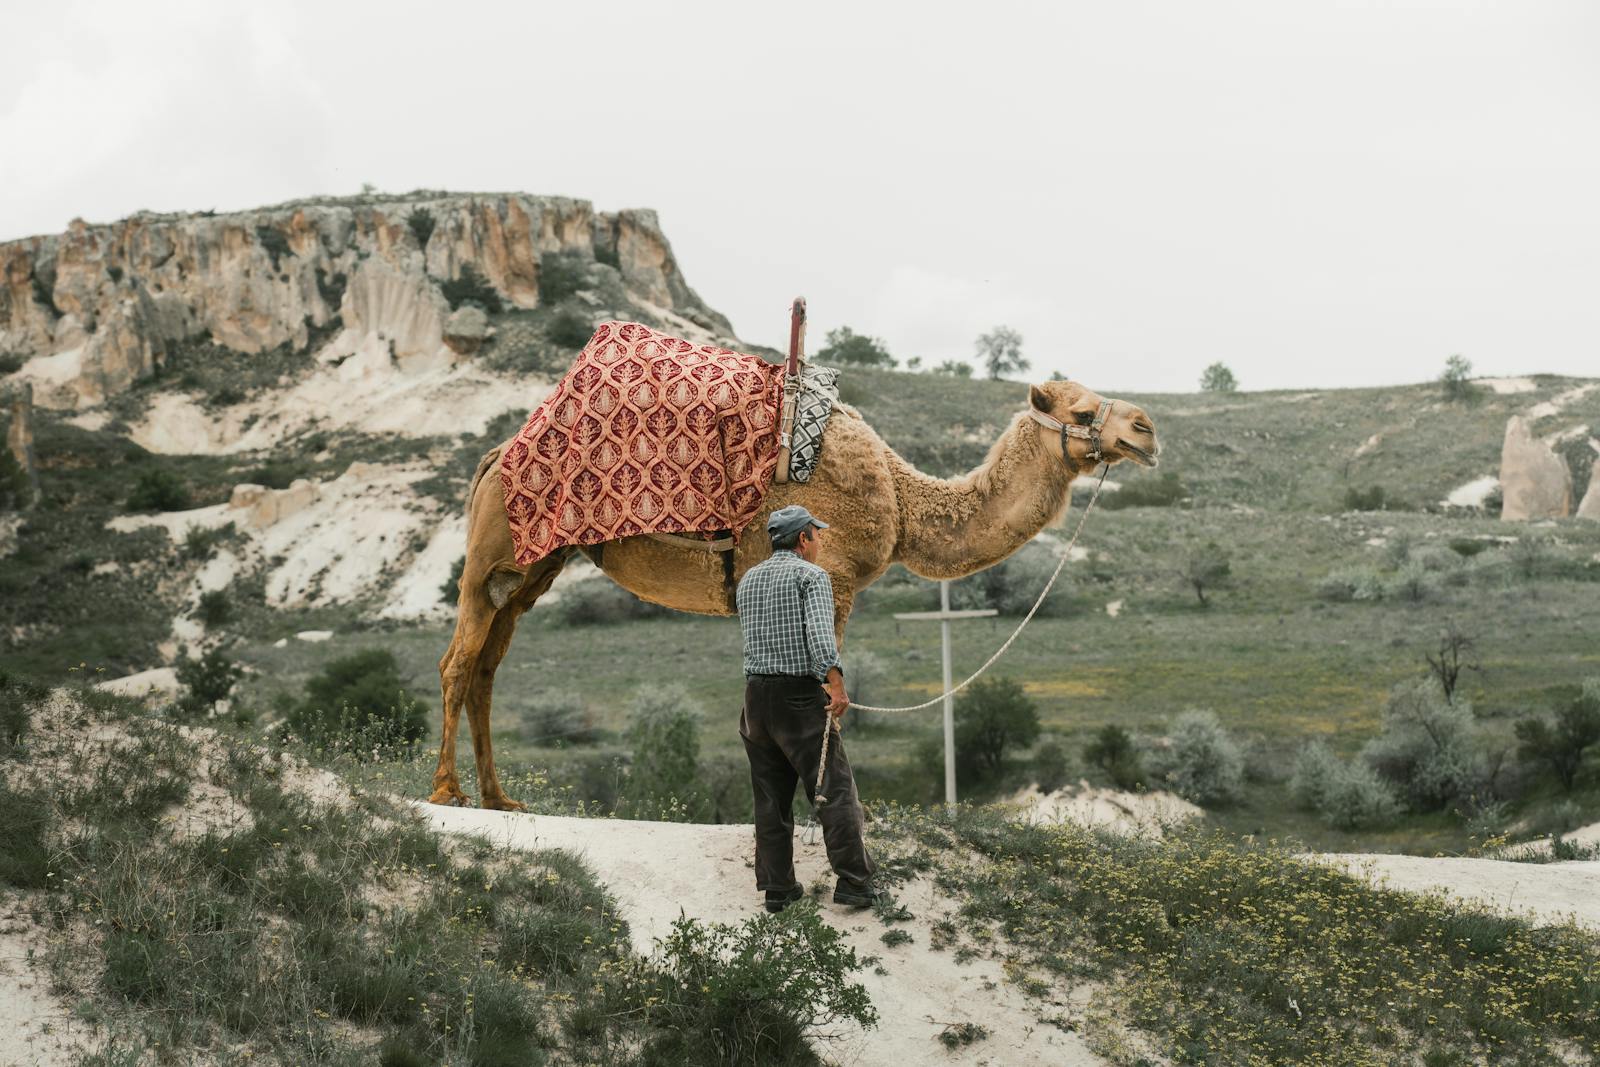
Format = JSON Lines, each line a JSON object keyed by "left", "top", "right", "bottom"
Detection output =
{"left": 3, "top": 1, "right": 1596, "bottom": 392}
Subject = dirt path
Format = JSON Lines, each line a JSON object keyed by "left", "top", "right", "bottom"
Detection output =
{"left": 1314, "top": 854, "right": 1600, "bottom": 928}
{"left": 417, "top": 805, "right": 1108, "bottom": 1067}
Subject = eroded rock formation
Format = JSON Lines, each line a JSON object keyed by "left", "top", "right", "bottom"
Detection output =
{"left": 1500, "top": 415, "right": 1572, "bottom": 520}
{"left": 0, "top": 193, "right": 735, "bottom": 408}
{"left": 1577, "top": 454, "right": 1600, "bottom": 522}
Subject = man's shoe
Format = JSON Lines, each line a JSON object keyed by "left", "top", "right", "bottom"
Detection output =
{"left": 832, "top": 880, "right": 890, "bottom": 909}
{"left": 765, "top": 885, "right": 805, "bottom": 914}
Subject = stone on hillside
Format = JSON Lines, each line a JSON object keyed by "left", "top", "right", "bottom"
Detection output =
{"left": 1499, "top": 415, "right": 1572, "bottom": 520}
{"left": 443, "top": 304, "right": 490, "bottom": 355}
{"left": 6, "top": 382, "right": 40, "bottom": 506}
{"left": 1578, "top": 457, "right": 1600, "bottom": 521}
{"left": 96, "top": 666, "right": 180, "bottom": 703}
{"left": 326, "top": 255, "right": 452, "bottom": 375}
{"left": 229, "top": 479, "right": 321, "bottom": 529}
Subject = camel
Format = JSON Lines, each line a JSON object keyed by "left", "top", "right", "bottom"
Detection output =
{"left": 431, "top": 378, "right": 1160, "bottom": 810}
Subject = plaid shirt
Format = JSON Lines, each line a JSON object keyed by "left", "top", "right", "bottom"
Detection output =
{"left": 736, "top": 549, "right": 842, "bottom": 682}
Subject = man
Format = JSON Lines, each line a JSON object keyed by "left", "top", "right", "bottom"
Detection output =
{"left": 737, "top": 504, "right": 885, "bottom": 913}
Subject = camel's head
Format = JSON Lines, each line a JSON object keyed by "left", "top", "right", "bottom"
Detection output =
{"left": 1027, "top": 381, "right": 1160, "bottom": 471}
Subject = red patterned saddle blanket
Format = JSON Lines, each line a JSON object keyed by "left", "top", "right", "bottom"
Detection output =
{"left": 499, "top": 321, "right": 786, "bottom": 566}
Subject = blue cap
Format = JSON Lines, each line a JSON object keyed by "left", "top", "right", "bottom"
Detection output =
{"left": 766, "top": 504, "right": 828, "bottom": 540}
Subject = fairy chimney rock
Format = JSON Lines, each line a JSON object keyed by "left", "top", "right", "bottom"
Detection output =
{"left": 6, "top": 382, "right": 40, "bottom": 506}
{"left": 1499, "top": 415, "right": 1572, "bottom": 521}
{"left": 1577, "top": 456, "right": 1600, "bottom": 522}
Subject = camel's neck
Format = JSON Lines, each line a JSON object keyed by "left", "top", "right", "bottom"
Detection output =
{"left": 888, "top": 414, "right": 1076, "bottom": 579}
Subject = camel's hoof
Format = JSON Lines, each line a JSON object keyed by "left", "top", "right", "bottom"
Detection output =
{"left": 480, "top": 795, "right": 527, "bottom": 813}
{"left": 428, "top": 787, "right": 472, "bottom": 808}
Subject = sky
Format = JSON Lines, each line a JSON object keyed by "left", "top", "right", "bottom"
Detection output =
{"left": 2, "top": 0, "right": 1596, "bottom": 393}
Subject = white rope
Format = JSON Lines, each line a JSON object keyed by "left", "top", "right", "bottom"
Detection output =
{"left": 812, "top": 468, "right": 1107, "bottom": 804}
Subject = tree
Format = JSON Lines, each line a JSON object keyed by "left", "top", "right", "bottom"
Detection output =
{"left": 815, "top": 326, "right": 895, "bottom": 368}
{"left": 1179, "top": 542, "right": 1231, "bottom": 607}
{"left": 975, "top": 327, "right": 1028, "bottom": 380}
{"left": 285, "top": 649, "right": 426, "bottom": 752}
{"left": 954, "top": 677, "right": 1040, "bottom": 777}
{"left": 175, "top": 647, "right": 242, "bottom": 718}
{"left": 1200, "top": 362, "right": 1238, "bottom": 393}
{"left": 1440, "top": 354, "right": 1475, "bottom": 403}
{"left": 1084, "top": 723, "right": 1144, "bottom": 790}
{"left": 1515, "top": 680, "right": 1600, "bottom": 792}
{"left": 932, "top": 359, "right": 973, "bottom": 378}
{"left": 1424, "top": 624, "right": 1478, "bottom": 704}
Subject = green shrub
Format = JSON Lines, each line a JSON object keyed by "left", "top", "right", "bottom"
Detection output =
{"left": 953, "top": 677, "right": 1040, "bottom": 778}
{"left": 440, "top": 264, "right": 503, "bottom": 313}
{"left": 0, "top": 447, "right": 30, "bottom": 509}
{"left": 196, "top": 589, "right": 233, "bottom": 627}
{"left": 1152, "top": 709, "right": 1244, "bottom": 807}
{"left": 647, "top": 904, "right": 876, "bottom": 1064}
{"left": 815, "top": 326, "right": 896, "bottom": 368}
{"left": 1439, "top": 354, "right": 1476, "bottom": 403}
{"left": 285, "top": 649, "right": 426, "bottom": 753}
{"left": 0, "top": 351, "right": 25, "bottom": 375}
{"left": 523, "top": 689, "right": 597, "bottom": 746}
{"left": 1084, "top": 723, "right": 1144, "bottom": 790}
{"left": 1361, "top": 679, "right": 1483, "bottom": 810}
{"left": 1448, "top": 537, "right": 1490, "bottom": 558}
{"left": 557, "top": 579, "right": 667, "bottom": 625}
{"left": 1343, "top": 485, "right": 1403, "bottom": 511}
{"left": 1200, "top": 361, "right": 1237, "bottom": 393}
{"left": 623, "top": 684, "right": 704, "bottom": 820}
{"left": 255, "top": 225, "right": 291, "bottom": 269}
{"left": 1289, "top": 740, "right": 1401, "bottom": 829}
{"left": 547, "top": 306, "right": 595, "bottom": 349}
{"left": 1032, "top": 736, "right": 1072, "bottom": 793}
{"left": 0, "top": 670, "right": 44, "bottom": 758}
{"left": 126, "top": 468, "right": 191, "bottom": 511}
{"left": 1515, "top": 678, "right": 1600, "bottom": 792}
{"left": 406, "top": 207, "right": 436, "bottom": 250}
{"left": 1317, "top": 566, "right": 1386, "bottom": 602}
{"left": 950, "top": 541, "right": 1068, "bottom": 616}
{"left": 1178, "top": 541, "right": 1231, "bottom": 607}
{"left": 1385, "top": 562, "right": 1439, "bottom": 604}
{"left": 175, "top": 647, "right": 243, "bottom": 718}
{"left": 240, "top": 460, "right": 306, "bottom": 490}
{"left": 537, "top": 250, "right": 591, "bottom": 304}
{"left": 1100, "top": 470, "right": 1187, "bottom": 510}
{"left": 0, "top": 783, "right": 51, "bottom": 887}
{"left": 182, "top": 522, "right": 234, "bottom": 560}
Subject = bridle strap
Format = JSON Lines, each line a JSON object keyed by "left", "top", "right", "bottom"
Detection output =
{"left": 1028, "top": 398, "right": 1113, "bottom": 472}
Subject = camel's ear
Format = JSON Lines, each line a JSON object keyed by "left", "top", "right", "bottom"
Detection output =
{"left": 1029, "top": 384, "right": 1052, "bottom": 413}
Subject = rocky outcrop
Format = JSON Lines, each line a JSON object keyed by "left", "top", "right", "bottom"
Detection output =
{"left": 1578, "top": 456, "right": 1600, "bottom": 521}
{"left": 1500, "top": 415, "right": 1572, "bottom": 520}
{"left": 443, "top": 305, "right": 490, "bottom": 356}
{"left": 229, "top": 480, "right": 320, "bottom": 529}
{"left": 5, "top": 381, "right": 39, "bottom": 506}
{"left": 1, "top": 193, "right": 736, "bottom": 408}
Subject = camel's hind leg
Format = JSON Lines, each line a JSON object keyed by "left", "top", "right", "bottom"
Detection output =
{"left": 430, "top": 551, "right": 570, "bottom": 809}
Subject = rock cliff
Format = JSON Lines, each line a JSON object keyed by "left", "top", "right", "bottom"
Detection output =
{"left": 1499, "top": 415, "right": 1572, "bottom": 520}
{"left": 0, "top": 193, "right": 735, "bottom": 408}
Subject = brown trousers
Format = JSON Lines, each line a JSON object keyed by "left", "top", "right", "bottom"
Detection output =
{"left": 740, "top": 674, "right": 876, "bottom": 892}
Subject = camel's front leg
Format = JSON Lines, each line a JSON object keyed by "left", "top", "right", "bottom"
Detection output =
{"left": 431, "top": 597, "right": 495, "bottom": 807}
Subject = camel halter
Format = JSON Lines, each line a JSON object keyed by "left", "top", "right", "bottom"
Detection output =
{"left": 811, "top": 461, "right": 1109, "bottom": 807}
{"left": 1027, "top": 398, "right": 1113, "bottom": 474}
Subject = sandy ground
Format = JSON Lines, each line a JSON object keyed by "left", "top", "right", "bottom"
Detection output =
{"left": 1313, "top": 854, "right": 1600, "bottom": 929}
{"left": 417, "top": 805, "right": 1109, "bottom": 1067}
{"left": 0, "top": 899, "right": 97, "bottom": 1067}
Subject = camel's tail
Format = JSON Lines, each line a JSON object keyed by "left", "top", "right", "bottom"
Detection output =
{"left": 466, "top": 446, "right": 504, "bottom": 512}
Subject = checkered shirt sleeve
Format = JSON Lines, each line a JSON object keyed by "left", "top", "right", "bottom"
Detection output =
{"left": 736, "top": 550, "right": 842, "bottom": 682}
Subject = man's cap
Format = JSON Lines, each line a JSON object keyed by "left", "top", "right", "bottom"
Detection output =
{"left": 766, "top": 504, "right": 828, "bottom": 540}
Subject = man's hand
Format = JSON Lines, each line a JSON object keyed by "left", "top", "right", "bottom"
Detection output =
{"left": 824, "top": 668, "right": 849, "bottom": 723}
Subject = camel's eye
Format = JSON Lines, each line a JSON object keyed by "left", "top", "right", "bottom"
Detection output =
{"left": 1074, "top": 410, "right": 1094, "bottom": 426}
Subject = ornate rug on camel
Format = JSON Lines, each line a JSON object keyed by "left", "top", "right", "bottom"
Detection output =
{"left": 499, "top": 321, "right": 786, "bottom": 566}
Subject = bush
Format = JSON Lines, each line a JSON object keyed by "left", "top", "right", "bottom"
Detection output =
{"left": 1449, "top": 537, "right": 1490, "bottom": 558}
{"left": 1032, "top": 736, "right": 1072, "bottom": 793}
{"left": 182, "top": 522, "right": 234, "bottom": 560}
{"left": 1515, "top": 678, "right": 1600, "bottom": 792}
{"left": 1385, "top": 562, "right": 1438, "bottom": 604}
{"left": 1178, "top": 541, "right": 1231, "bottom": 607}
{"left": 0, "top": 447, "right": 32, "bottom": 509}
{"left": 440, "top": 264, "right": 503, "bottom": 313}
{"left": 1343, "top": 485, "right": 1404, "bottom": 512}
{"left": 0, "top": 351, "right": 25, "bottom": 375}
{"left": 1316, "top": 566, "right": 1386, "bottom": 602}
{"left": 954, "top": 677, "right": 1040, "bottom": 779}
{"left": 623, "top": 684, "right": 705, "bottom": 820}
{"left": 196, "top": 590, "right": 233, "bottom": 627}
{"left": 284, "top": 650, "right": 426, "bottom": 753}
{"left": 547, "top": 306, "right": 595, "bottom": 349}
{"left": 1200, "top": 362, "right": 1237, "bottom": 393}
{"left": 240, "top": 461, "right": 306, "bottom": 490}
{"left": 949, "top": 541, "right": 1068, "bottom": 616}
{"left": 1151, "top": 709, "right": 1244, "bottom": 806}
{"left": 126, "top": 468, "right": 191, "bottom": 512}
{"left": 557, "top": 579, "right": 667, "bottom": 625}
{"left": 405, "top": 207, "right": 435, "bottom": 251}
{"left": 537, "top": 251, "right": 590, "bottom": 304}
{"left": 523, "top": 689, "right": 598, "bottom": 746}
{"left": 1100, "top": 470, "right": 1187, "bottom": 510}
{"left": 1361, "top": 678, "right": 1483, "bottom": 810}
{"left": 255, "top": 225, "right": 291, "bottom": 269}
{"left": 647, "top": 904, "right": 876, "bottom": 1064}
{"left": 1440, "top": 354, "right": 1476, "bottom": 403}
{"left": 1084, "top": 723, "right": 1144, "bottom": 790}
{"left": 175, "top": 647, "right": 243, "bottom": 718}
{"left": 815, "top": 326, "right": 895, "bottom": 368}
{"left": 439, "top": 554, "right": 465, "bottom": 604}
{"left": 1289, "top": 740, "right": 1402, "bottom": 830}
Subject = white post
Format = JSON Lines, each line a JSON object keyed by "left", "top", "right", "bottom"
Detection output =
{"left": 941, "top": 579, "right": 956, "bottom": 807}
